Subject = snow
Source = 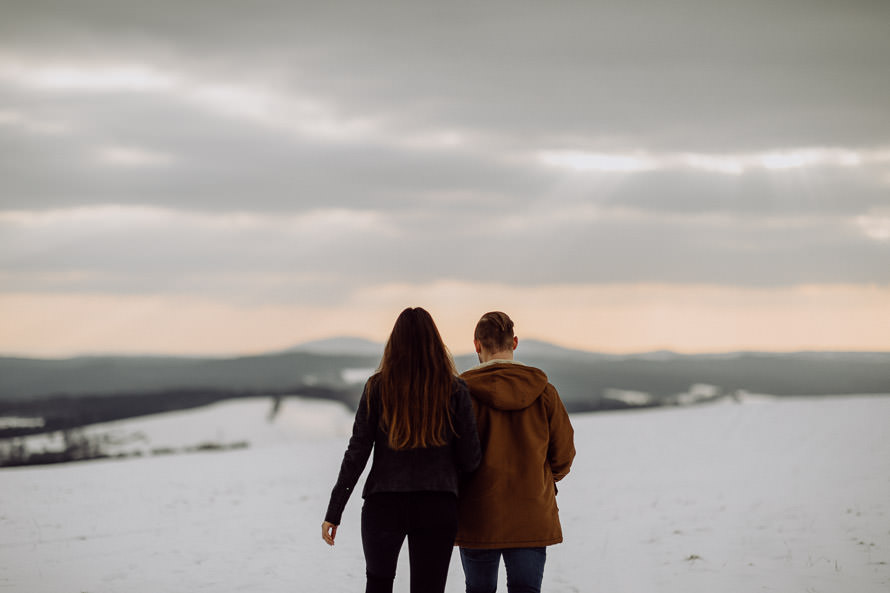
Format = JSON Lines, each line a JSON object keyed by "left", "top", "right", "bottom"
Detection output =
{"left": 0, "top": 417, "right": 45, "bottom": 430}
{"left": 603, "top": 388, "right": 654, "bottom": 407}
{"left": 1, "top": 395, "right": 888, "bottom": 592}
{"left": 340, "top": 368, "right": 376, "bottom": 385}
{"left": 7, "top": 397, "right": 356, "bottom": 459}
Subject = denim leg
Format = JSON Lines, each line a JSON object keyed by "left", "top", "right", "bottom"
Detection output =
{"left": 460, "top": 548, "right": 501, "bottom": 593}
{"left": 502, "top": 547, "right": 546, "bottom": 593}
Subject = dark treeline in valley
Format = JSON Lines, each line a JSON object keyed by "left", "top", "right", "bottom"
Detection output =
{"left": 1, "top": 343, "right": 889, "bottom": 442}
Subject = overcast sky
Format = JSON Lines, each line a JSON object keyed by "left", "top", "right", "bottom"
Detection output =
{"left": 1, "top": 0, "right": 888, "bottom": 356}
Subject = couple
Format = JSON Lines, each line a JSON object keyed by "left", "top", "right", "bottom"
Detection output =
{"left": 321, "top": 308, "right": 576, "bottom": 593}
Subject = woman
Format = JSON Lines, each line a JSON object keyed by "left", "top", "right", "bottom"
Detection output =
{"left": 322, "top": 307, "right": 481, "bottom": 593}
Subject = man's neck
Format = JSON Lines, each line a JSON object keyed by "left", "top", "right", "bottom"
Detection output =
{"left": 479, "top": 350, "right": 515, "bottom": 364}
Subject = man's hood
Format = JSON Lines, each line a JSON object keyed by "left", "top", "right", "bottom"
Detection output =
{"left": 460, "top": 360, "right": 549, "bottom": 411}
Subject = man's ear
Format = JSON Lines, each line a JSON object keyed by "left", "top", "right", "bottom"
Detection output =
{"left": 474, "top": 339, "right": 483, "bottom": 354}
{"left": 512, "top": 336, "right": 518, "bottom": 351}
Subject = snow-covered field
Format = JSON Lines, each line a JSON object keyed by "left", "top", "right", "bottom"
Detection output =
{"left": 1, "top": 394, "right": 888, "bottom": 593}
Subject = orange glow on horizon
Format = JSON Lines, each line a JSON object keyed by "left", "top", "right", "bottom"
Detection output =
{"left": 1, "top": 283, "right": 889, "bottom": 358}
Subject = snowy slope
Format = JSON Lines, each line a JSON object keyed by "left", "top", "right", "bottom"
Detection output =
{"left": 8, "top": 396, "right": 356, "bottom": 459}
{"left": 1, "top": 395, "right": 888, "bottom": 593}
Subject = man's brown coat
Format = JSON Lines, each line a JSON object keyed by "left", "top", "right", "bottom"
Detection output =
{"left": 456, "top": 361, "right": 575, "bottom": 549}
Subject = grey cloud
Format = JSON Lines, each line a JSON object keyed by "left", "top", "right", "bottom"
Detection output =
{"left": 598, "top": 168, "right": 890, "bottom": 216}
{"left": 2, "top": 0, "right": 889, "bottom": 294}
{"left": 3, "top": 205, "right": 888, "bottom": 300}
{"left": 3, "top": 82, "right": 886, "bottom": 220}
{"left": 0, "top": 87, "right": 547, "bottom": 211}
{"left": 370, "top": 210, "right": 890, "bottom": 287}
{"left": 2, "top": 0, "right": 889, "bottom": 151}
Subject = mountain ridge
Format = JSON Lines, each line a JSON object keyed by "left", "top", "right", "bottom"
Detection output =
{"left": 2, "top": 342, "right": 888, "bottom": 403}
{"left": 1, "top": 344, "right": 888, "bottom": 440}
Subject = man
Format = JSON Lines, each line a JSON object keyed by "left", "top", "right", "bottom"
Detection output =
{"left": 456, "top": 311, "right": 576, "bottom": 593}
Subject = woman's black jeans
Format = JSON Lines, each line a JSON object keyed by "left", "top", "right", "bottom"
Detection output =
{"left": 361, "top": 491, "right": 458, "bottom": 593}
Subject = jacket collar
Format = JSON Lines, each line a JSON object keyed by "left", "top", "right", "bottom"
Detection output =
{"left": 468, "top": 358, "right": 527, "bottom": 371}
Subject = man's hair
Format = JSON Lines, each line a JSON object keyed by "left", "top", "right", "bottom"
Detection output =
{"left": 474, "top": 311, "right": 515, "bottom": 353}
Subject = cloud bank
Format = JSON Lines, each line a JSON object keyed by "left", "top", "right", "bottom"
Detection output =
{"left": 1, "top": 0, "right": 888, "bottom": 353}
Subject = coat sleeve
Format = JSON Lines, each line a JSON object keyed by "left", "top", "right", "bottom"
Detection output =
{"left": 545, "top": 384, "right": 575, "bottom": 482}
{"left": 324, "top": 381, "right": 376, "bottom": 525}
{"left": 451, "top": 379, "right": 481, "bottom": 474}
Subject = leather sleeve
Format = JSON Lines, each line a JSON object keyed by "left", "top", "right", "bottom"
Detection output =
{"left": 451, "top": 379, "right": 481, "bottom": 474}
{"left": 324, "top": 381, "right": 376, "bottom": 524}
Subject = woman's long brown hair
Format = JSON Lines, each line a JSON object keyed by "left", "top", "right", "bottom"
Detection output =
{"left": 369, "top": 307, "right": 457, "bottom": 450}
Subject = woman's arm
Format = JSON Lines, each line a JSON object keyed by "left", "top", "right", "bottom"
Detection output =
{"left": 452, "top": 379, "right": 481, "bottom": 473}
{"left": 323, "top": 381, "right": 377, "bottom": 527}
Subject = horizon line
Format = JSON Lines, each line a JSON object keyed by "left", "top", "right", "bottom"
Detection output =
{"left": 2, "top": 339, "right": 889, "bottom": 361}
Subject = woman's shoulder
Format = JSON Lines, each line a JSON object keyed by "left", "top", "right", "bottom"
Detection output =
{"left": 363, "top": 372, "right": 382, "bottom": 393}
{"left": 450, "top": 376, "right": 473, "bottom": 408}
{"left": 451, "top": 375, "right": 469, "bottom": 392}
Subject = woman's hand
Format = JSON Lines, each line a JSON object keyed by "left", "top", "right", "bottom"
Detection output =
{"left": 322, "top": 521, "right": 338, "bottom": 546}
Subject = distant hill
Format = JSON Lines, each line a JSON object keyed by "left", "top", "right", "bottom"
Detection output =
{"left": 286, "top": 337, "right": 383, "bottom": 356}
{"left": 515, "top": 339, "right": 617, "bottom": 360}
{"left": 289, "top": 336, "right": 619, "bottom": 360}
{"left": 1, "top": 341, "right": 888, "bottom": 438}
{"left": 0, "top": 351, "right": 378, "bottom": 401}
{"left": 2, "top": 342, "right": 889, "bottom": 404}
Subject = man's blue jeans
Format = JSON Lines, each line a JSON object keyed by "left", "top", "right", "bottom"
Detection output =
{"left": 459, "top": 547, "right": 546, "bottom": 593}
